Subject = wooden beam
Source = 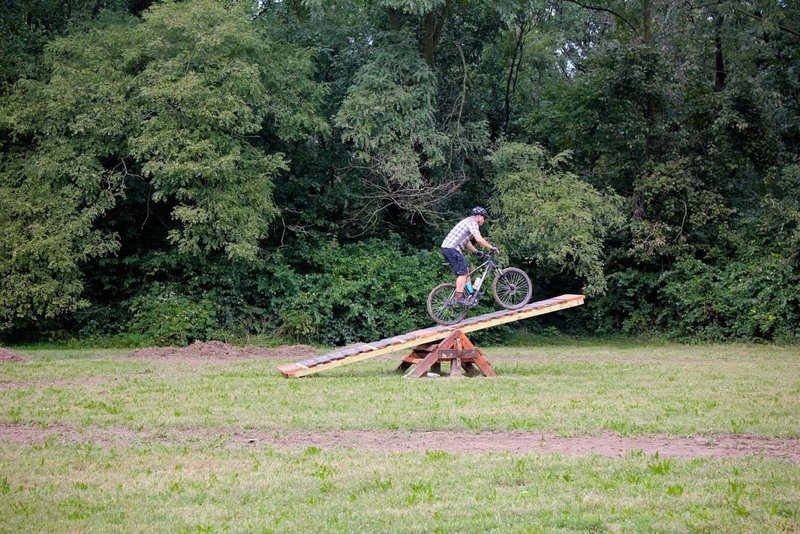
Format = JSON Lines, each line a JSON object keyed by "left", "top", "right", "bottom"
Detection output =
{"left": 278, "top": 294, "right": 584, "bottom": 378}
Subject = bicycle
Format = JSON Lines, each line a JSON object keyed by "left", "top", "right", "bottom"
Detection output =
{"left": 427, "top": 251, "right": 533, "bottom": 325}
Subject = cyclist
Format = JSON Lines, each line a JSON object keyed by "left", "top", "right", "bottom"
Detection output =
{"left": 441, "top": 207, "right": 499, "bottom": 305}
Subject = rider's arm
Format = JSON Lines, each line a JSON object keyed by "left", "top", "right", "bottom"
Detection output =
{"left": 473, "top": 233, "right": 494, "bottom": 250}
{"left": 471, "top": 229, "right": 498, "bottom": 252}
{"left": 465, "top": 241, "right": 479, "bottom": 253}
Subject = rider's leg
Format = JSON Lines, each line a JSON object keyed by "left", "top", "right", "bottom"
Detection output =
{"left": 442, "top": 248, "right": 470, "bottom": 302}
{"left": 455, "top": 274, "right": 468, "bottom": 295}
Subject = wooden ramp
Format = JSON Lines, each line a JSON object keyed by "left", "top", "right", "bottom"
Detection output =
{"left": 278, "top": 294, "right": 585, "bottom": 378}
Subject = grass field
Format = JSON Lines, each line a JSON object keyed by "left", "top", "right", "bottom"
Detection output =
{"left": 1, "top": 341, "right": 799, "bottom": 532}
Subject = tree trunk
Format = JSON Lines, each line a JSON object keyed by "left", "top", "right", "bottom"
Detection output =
{"left": 422, "top": 0, "right": 450, "bottom": 66}
{"left": 504, "top": 20, "right": 528, "bottom": 134}
{"left": 643, "top": 0, "right": 653, "bottom": 46}
{"left": 714, "top": 14, "right": 727, "bottom": 91}
{"left": 387, "top": 8, "right": 401, "bottom": 32}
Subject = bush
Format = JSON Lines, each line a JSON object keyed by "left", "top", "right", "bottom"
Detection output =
{"left": 276, "top": 238, "right": 443, "bottom": 345}
{"left": 660, "top": 255, "right": 800, "bottom": 341}
{"left": 128, "top": 285, "right": 217, "bottom": 345}
{"left": 578, "top": 269, "right": 662, "bottom": 336}
{"left": 488, "top": 142, "right": 624, "bottom": 297}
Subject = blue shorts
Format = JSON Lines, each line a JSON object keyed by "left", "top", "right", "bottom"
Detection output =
{"left": 442, "top": 248, "right": 469, "bottom": 276}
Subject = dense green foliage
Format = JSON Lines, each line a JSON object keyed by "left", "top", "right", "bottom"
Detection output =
{"left": 277, "top": 238, "right": 442, "bottom": 345}
{"left": 1, "top": 0, "right": 798, "bottom": 344}
{"left": 488, "top": 142, "right": 624, "bottom": 296}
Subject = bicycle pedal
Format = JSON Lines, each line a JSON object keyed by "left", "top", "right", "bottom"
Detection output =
{"left": 467, "top": 293, "right": 483, "bottom": 305}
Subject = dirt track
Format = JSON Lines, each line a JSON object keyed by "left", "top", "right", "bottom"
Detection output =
{"left": 1, "top": 423, "right": 798, "bottom": 461}
{"left": 127, "top": 341, "right": 318, "bottom": 361}
{"left": 0, "top": 348, "right": 27, "bottom": 363}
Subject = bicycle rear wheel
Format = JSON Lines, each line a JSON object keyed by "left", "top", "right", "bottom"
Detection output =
{"left": 492, "top": 268, "right": 532, "bottom": 309}
{"left": 427, "top": 283, "right": 469, "bottom": 325}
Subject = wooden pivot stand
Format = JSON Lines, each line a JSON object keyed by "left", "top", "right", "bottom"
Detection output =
{"left": 397, "top": 329, "right": 496, "bottom": 378}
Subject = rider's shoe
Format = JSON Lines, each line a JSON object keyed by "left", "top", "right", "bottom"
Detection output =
{"left": 455, "top": 296, "right": 473, "bottom": 306}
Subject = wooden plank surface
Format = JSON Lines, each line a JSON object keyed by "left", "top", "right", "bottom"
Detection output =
{"left": 278, "top": 294, "right": 584, "bottom": 378}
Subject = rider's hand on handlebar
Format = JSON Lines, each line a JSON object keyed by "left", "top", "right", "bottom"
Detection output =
{"left": 490, "top": 246, "right": 500, "bottom": 255}
{"left": 475, "top": 250, "right": 486, "bottom": 258}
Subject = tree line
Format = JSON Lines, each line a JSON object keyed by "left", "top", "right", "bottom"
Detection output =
{"left": 1, "top": 0, "right": 798, "bottom": 344}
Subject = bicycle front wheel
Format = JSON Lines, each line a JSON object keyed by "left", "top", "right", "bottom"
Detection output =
{"left": 492, "top": 268, "right": 532, "bottom": 309}
{"left": 427, "top": 283, "right": 469, "bottom": 325}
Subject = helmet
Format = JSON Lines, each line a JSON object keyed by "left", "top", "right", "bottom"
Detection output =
{"left": 471, "top": 206, "right": 489, "bottom": 218}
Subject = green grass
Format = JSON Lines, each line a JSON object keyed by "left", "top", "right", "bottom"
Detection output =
{"left": 2, "top": 343, "right": 798, "bottom": 435}
{"left": 1, "top": 443, "right": 798, "bottom": 532}
{"left": 1, "top": 341, "right": 799, "bottom": 531}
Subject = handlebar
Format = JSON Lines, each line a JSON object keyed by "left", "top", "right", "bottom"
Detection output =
{"left": 475, "top": 249, "right": 500, "bottom": 259}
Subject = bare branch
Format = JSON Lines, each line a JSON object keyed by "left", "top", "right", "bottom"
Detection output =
{"left": 562, "top": 0, "right": 637, "bottom": 33}
{"left": 688, "top": 0, "right": 800, "bottom": 39}
{"left": 340, "top": 161, "right": 466, "bottom": 235}
{"left": 733, "top": 7, "right": 800, "bottom": 39}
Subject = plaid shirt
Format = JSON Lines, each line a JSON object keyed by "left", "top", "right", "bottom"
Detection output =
{"left": 441, "top": 216, "right": 481, "bottom": 252}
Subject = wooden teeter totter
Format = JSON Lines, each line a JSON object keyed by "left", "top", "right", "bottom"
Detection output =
{"left": 277, "top": 294, "right": 585, "bottom": 378}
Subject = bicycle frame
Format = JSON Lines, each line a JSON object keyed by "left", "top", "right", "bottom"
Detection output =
{"left": 466, "top": 256, "right": 502, "bottom": 294}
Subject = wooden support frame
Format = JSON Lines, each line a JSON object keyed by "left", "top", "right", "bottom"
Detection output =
{"left": 396, "top": 330, "right": 496, "bottom": 378}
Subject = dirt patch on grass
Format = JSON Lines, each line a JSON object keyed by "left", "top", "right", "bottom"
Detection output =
{"left": 127, "top": 341, "right": 317, "bottom": 362}
{"left": 0, "top": 347, "right": 27, "bottom": 363}
{"left": 2, "top": 423, "right": 798, "bottom": 462}
{"left": 0, "top": 376, "right": 109, "bottom": 390}
{"left": 256, "top": 430, "right": 800, "bottom": 461}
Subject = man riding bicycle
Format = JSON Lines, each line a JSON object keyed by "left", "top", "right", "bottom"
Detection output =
{"left": 441, "top": 207, "right": 499, "bottom": 305}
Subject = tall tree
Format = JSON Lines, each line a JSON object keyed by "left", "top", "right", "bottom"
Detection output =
{"left": 0, "top": 0, "right": 326, "bottom": 327}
